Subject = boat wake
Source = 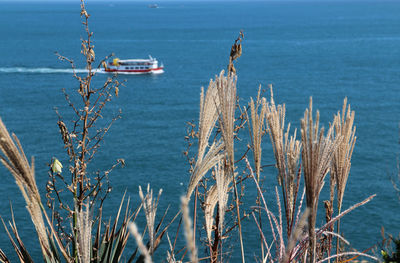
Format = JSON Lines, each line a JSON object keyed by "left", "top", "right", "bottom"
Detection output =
{"left": 0, "top": 67, "right": 164, "bottom": 75}
{"left": 0, "top": 67, "right": 105, "bottom": 74}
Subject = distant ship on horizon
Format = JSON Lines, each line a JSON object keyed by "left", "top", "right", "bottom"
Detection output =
{"left": 148, "top": 4, "right": 159, "bottom": 8}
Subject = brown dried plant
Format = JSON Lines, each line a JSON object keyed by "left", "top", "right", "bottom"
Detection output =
{"left": 47, "top": 1, "right": 127, "bottom": 259}
{"left": 0, "top": 1, "right": 141, "bottom": 262}
{"left": 301, "top": 97, "right": 341, "bottom": 262}
{"left": 53, "top": 0, "right": 123, "bottom": 214}
{"left": 228, "top": 31, "right": 244, "bottom": 74}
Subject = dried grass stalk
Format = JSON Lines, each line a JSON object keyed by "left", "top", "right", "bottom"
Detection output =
{"left": 246, "top": 87, "right": 268, "bottom": 259}
{"left": 181, "top": 196, "right": 198, "bottom": 263}
{"left": 187, "top": 77, "right": 224, "bottom": 199}
{"left": 139, "top": 184, "right": 163, "bottom": 254}
{"left": 332, "top": 98, "right": 356, "bottom": 214}
{"left": 300, "top": 98, "right": 341, "bottom": 262}
{"left": 166, "top": 233, "right": 178, "bottom": 263}
{"left": 265, "top": 86, "right": 287, "bottom": 184}
{"left": 129, "top": 222, "right": 152, "bottom": 263}
{"left": 246, "top": 86, "right": 267, "bottom": 180}
{"left": 265, "top": 87, "right": 301, "bottom": 236}
{"left": 216, "top": 70, "right": 237, "bottom": 169}
{"left": 198, "top": 79, "right": 221, "bottom": 163}
{"left": 187, "top": 140, "right": 224, "bottom": 200}
{"left": 204, "top": 161, "right": 230, "bottom": 241}
{"left": 214, "top": 70, "right": 247, "bottom": 262}
{"left": 0, "top": 118, "right": 51, "bottom": 258}
{"left": 215, "top": 161, "right": 229, "bottom": 236}
{"left": 75, "top": 201, "right": 92, "bottom": 263}
{"left": 331, "top": 97, "right": 356, "bottom": 256}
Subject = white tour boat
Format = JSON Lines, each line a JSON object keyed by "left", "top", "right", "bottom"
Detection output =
{"left": 103, "top": 56, "right": 164, "bottom": 74}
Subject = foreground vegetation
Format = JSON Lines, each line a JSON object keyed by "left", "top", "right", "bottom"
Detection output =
{"left": 0, "top": 1, "right": 390, "bottom": 262}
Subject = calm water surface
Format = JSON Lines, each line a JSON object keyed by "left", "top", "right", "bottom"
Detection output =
{"left": 0, "top": 1, "right": 399, "bottom": 261}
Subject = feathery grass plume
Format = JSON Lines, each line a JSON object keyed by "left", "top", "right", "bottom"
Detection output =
{"left": 203, "top": 160, "right": 230, "bottom": 242}
{"left": 181, "top": 196, "right": 198, "bottom": 263}
{"left": 75, "top": 201, "right": 92, "bottom": 263}
{"left": 300, "top": 98, "right": 341, "bottom": 262}
{"left": 216, "top": 70, "right": 237, "bottom": 169}
{"left": 214, "top": 70, "right": 247, "bottom": 262}
{"left": 215, "top": 161, "right": 229, "bottom": 237}
{"left": 265, "top": 86, "right": 301, "bottom": 237}
{"left": 245, "top": 87, "right": 267, "bottom": 259}
{"left": 331, "top": 97, "right": 356, "bottom": 257}
{"left": 187, "top": 140, "right": 224, "bottom": 200}
{"left": 245, "top": 86, "right": 267, "bottom": 181}
{"left": 139, "top": 184, "right": 163, "bottom": 254}
{"left": 0, "top": 118, "right": 52, "bottom": 260}
{"left": 186, "top": 77, "right": 223, "bottom": 200}
{"left": 265, "top": 86, "right": 287, "bottom": 185}
{"left": 129, "top": 222, "right": 152, "bottom": 263}
{"left": 283, "top": 208, "right": 309, "bottom": 263}
{"left": 198, "top": 80, "right": 221, "bottom": 164}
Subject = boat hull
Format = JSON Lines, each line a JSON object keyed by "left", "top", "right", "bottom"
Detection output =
{"left": 104, "top": 67, "right": 164, "bottom": 74}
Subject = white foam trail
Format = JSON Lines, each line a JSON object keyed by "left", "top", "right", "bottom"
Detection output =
{"left": 0, "top": 67, "right": 105, "bottom": 74}
{"left": 0, "top": 67, "right": 164, "bottom": 75}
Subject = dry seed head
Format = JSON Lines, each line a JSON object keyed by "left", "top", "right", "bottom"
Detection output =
{"left": 300, "top": 97, "right": 342, "bottom": 260}
{"left": 332, "top": 98, "right": 356, "bottom": 213}
{"left": 216, "top": 70, "right": 237, "bottom": 168}
{"left": 246, "top": 86, "right": 267, "bottom": 179}
{"left": 187, "top": 72, "right": 227, "bottom": 200}
{"left": 187, "top": 139, "right": 224, "bottom": 200}
{"left": 0, "top": 118, "right": 51, "bottom": 257}
{"left": 203, "top": 161, "right": 231, "bottom": 241}
{"left": 215, "top": 161, "right": 229, "bottom": 235}
{"left": 139, "top": 184, "right": 162, "bottom": 253}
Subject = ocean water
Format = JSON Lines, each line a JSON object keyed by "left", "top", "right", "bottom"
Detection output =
{"left": 0, "top": 0, "right": 399, "bottom": 261}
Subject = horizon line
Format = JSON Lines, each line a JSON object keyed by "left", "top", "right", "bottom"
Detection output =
{"left": 0, "top": 0, "right": 395, "bottom": 2}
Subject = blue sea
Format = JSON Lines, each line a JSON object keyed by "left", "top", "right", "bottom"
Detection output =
{"left": 0, "top": 0, "right": 399, "bottom": 261}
